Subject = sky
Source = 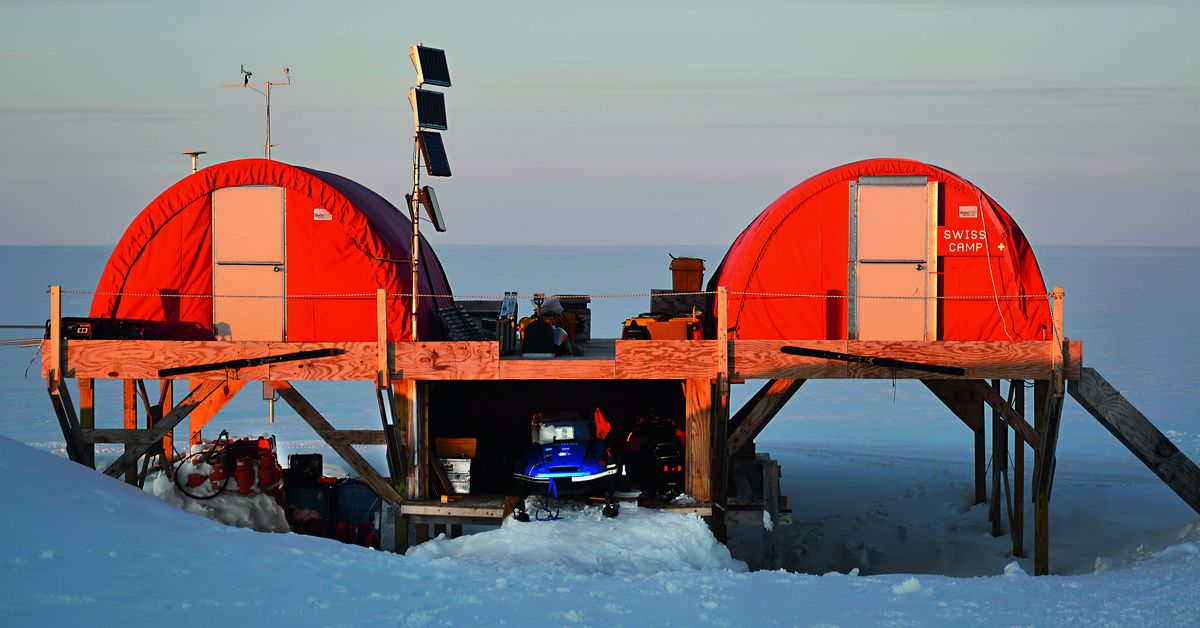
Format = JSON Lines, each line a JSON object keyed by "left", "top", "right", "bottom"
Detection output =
{"left": 0, "top": 0, "right": 1197, "bottom": 247}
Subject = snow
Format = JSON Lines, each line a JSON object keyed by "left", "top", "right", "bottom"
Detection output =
{"left": 408, "top": 504, "right": 746, "bottom": 575}
{"left": 143, "top": 470, "right": 290, "bottom": 533}
{"left": 3, "top": 434, "right": 1200, "bottom": 625}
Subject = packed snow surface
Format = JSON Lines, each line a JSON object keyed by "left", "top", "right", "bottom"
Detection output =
{"left": 143, "top": 470, "right": 289, "bottom": 533}
{"left": 4, "top": 435, "right": 1200, "bottom": 626}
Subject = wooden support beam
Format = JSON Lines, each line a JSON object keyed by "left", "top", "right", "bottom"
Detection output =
{"left": 684, "top": 378, "right": 713, "bottom": 501}
{"left": 726, "top": 379, "right": 805, "bottom": 458}
{"left": 1070, "top": 368, "right": 1200, "bottom": 515}
{"left": 711, "top": 374, "right": 731, "bottom": 543}
{"left": 990, "top": 380, "right": 1006, "bottom": 537}
{"left": 1013, "top": 380, "right": 1025, "bottom": 558}
{"left": 921, "top": 379, "right": 987, "bottom": 504}
{"left": 921, "top": 379, "right": 984, "bottom": 432}
{"left": 966, "top": 379, "right": 1041, "bottom": 450}
{"left": 188, "top": 378, "right": 213, "bottom": 444}
{"left": 78, "top": 378, "right": 95, "bottom": 468}
{"left": 123, "top": 379, "right": 138, "bottom": 484}
{"left": 47, "top": 381, "right": 86, "bottom": 465}
{"left": 103, "top": 380, "right": 230, "bottom": 478}
{"left": 269, "top": 381, "right": 403, "bottom": 505}
{"left": 395, "top": 379, "right": 426, "bottom": 500}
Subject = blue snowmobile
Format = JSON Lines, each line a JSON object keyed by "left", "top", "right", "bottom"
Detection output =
{"left": 512, "top": 411, "right": 622, "bottom": 521}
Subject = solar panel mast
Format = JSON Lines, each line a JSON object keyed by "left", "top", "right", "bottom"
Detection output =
{"left": 406, "top": 44, "right": 453, "bottom": 342}
{"left": 224, "top": 66, "right": 291, "bottom": 160}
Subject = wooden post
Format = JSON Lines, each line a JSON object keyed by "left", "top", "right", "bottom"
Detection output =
{"left": 397, "top": 379, "right": 426, "bottom": 501}
{"left": 712, "top": 287, "right": 731, "bottom": 540}
{"left": 1013, "top": 380, "right": 1025, "bottom": 557}
{"left": 1033, "top": 379, "right": 1047, "bottom": 572}
{"left": 990, "top": 379, "right": 1005, "bottom": 537}
{"left": 762, "top": 456, "right": 780, "bottom": 569}
{"left": 123, "top": 379, "right": 138, "bottom": 484}
{"left": 48, "top": 286, "right": 62, "bottom": 390}
{"left": 684, "top": 378, "right": 713, "bottom": 501}
{"left": 159, "top": 380, "right": 174, "bottom": 464}
{"left": 377, "top": 288, "right": 390, "bottom": 388}
{"left": 974, "top": 424, "right": 987, "bottom": 505}
{"left": 78, "top": 378, "right": 95, "bottom": 468}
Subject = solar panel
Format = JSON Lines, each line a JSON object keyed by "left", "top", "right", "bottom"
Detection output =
{"left": 408, "top": 88, "right": 447, "bottom": 130}
{"left": 418, "top": 131, "right": 452, "bottom": 177}
{"left": 410, "top": 45, "right": 451, "bottom": 88}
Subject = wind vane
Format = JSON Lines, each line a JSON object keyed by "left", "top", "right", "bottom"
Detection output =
{"left": 224, "top": 65, "right": 291, "bottom": 160}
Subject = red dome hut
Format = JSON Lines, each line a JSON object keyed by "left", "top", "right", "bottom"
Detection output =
{"left": 710, "top": 158, "right": 1051, "bottom": 342}
{"left": 89, "top": 158, "right": 453, "bottom": 342}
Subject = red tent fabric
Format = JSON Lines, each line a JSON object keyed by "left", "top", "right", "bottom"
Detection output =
{"left": 89, "top": 158, "right": 453, "bottom": 341}
{"left": 709, "top": 158, "right": 1051, "bottom": 341}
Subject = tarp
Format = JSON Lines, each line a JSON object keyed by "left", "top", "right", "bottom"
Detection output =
{"left": 709, "top": 158, "right": 1051, "bottom": 341}
{"left": 90, "top": 158, "right": 453, "bottom": 341}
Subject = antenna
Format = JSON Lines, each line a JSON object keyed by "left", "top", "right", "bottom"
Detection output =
{"left": 181, "top": 151, "right": 206, "bottom": 174}
{"left": 224, "top": 66, "right": 292, "bottom": 160}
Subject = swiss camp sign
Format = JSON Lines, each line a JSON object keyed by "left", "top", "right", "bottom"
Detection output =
{"left": 938, "top": 206, "right": 1005, "bottom": 256}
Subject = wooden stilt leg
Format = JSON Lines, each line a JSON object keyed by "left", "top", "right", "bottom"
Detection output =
{"left": 123, "top": 379, "right": 137, "bottom": 485}
{"left": 990, "top": 379, "right": 1005, "bottom": 537}
{"left": 159, "top": 380, "right": 174, "bottom": 464}
{"left": 1013, "top": 380, "right": 1025, "bottom": 557}
{"left": 974, "top": 424, "right": 986, "bottom": 504}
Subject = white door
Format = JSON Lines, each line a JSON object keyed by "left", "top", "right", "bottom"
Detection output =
{"left": 850, "top": 177, "right": 931, "bottom": 341}
{"left": 212, "top": 186, "right": 285, "bottom": 341}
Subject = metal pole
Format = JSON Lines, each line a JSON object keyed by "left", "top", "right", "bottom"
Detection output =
{"left": 191, "top": 154, "right": 198, "bottom": 173}
{"left": 410, "top": 135, "right": 421, "bottom": 342}
{"left": 265, "top": 81, "right": 272, "bottom": 160}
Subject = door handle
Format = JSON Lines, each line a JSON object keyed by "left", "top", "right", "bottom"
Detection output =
{"left": 273, "top": 266, "right": 283, "bottom": 273}
{"left": 916, "top": 263, "right": 925, "bottom": 271}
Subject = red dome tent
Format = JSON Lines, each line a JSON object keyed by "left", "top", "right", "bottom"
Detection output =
{"left": 710, "top": 158, "right": 1051, "bottom": 342}
{"left": 90, "top": 158, "right": 454, "bottom": 342}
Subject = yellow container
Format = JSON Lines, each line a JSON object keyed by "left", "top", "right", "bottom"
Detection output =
{"left": 670, "top": 256, "right": 705, "bottom": 293}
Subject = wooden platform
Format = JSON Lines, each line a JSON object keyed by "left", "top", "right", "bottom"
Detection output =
{"left": 44, "top": 338, "right": 1082, "bottom": 382}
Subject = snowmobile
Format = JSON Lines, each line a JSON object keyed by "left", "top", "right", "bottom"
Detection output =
{"left": 512, "top": 411, "right": 622, "bottom": 521}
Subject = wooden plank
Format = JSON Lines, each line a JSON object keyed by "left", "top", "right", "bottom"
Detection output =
{"left": 78, "top": 378, "right": 95, "bottom": 467}
{"left": 726, "top": 379, "right": 805, "bottom": 458}
{"left": 501, "top": 358, "right": 614, "bottom": 380}
{"left": 616, "top": 340, "right": 720, "bottom": 380}
{"left": 735, "top": 340, "right": 1082, "bottom": 381}
{"left": 1070, "top": 368, "right": 1200, "bottom": 515}
{"left": 331, "top": 429, "right": 388, "bottom": 445}
{"left": 103, "top": 380, "right": 227, "bottom": 478}
{"left": 684, "top": 378, "right": 713, "bottom": 501}
{"left": 395, "top": 341, "right": 499, "bottom": 380}
{"left": 966, "top": 379, "right": 1041, "bottom": 449}
{"left": 268, "top": 381, "right": 403, "bottom": 505}
{"left": 397, "top": 502, "right": 510, "bottom": 519}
